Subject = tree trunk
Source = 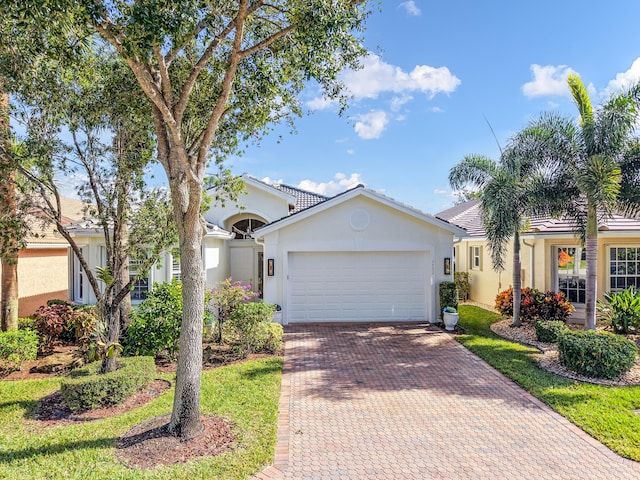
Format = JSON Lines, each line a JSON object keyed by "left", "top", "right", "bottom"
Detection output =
{"left": 0, "top": 89, "right": 19, "bottom": 331}
{"left": 511, "top": 230, "right": 522, "bottom": 327}
{"left": 101, "top": 301, "right": 120, "bottom": 373}
{"left": 584, "top": 203, "right": 598, "bottom": 330}
{"left": 1, "top": 257, "right": 18, "bottom": 331}
{"left": 167, "top": 173, "right": 205, "bottom": 440}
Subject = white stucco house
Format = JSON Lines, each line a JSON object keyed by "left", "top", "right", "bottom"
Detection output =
{"left": 68, "top": 175, "right": 465, "bottom": 324}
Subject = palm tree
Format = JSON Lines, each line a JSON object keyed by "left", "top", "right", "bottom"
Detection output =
{"left": 509, "top": 75, "right": 640, "bottom": 329}
{"left": 449, "top": 151, "right": 560, "bottom": 327}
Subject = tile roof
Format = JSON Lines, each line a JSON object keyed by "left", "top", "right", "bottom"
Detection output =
{"left": 27, "top": 197, "right": 89, "bottom": 245}
{"left": 272, "top": 183, "right": 330, "bottom": 213}
{"left": 436, "top": 200, "right": 640, "bottom": 237}
{"left": 436, "top": 200, "right": 485, "bottom": 236}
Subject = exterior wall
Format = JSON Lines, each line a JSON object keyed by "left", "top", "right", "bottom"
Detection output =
{"left": 456, "top": 234, "right": 640, "bottom": 325}
{"left": 0, "top": 247, "right": 69, "bottom": 317}
{"left": 260, "top": 195, "right": 456, "bottom": 323}
{"left": 203, "top": 237, "right": 230, "bottom": 288}
{"left": 204, "top": 182, "right": 291, "bottom": 226}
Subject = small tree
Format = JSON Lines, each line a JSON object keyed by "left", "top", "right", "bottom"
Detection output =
{"left": 208, "top": 278, "right": 258, "bottom": 344}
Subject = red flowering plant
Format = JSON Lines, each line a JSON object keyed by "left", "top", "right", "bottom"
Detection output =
{"left": 34, "top": 303, "right": 73, "bottom": 352}
{"left": 495, "top": 287, "right": 574, "bottom": 323}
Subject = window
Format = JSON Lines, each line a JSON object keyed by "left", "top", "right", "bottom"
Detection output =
{"left": 231, "top": 218, "right": 266, "bottom": 239}
{"left": 171, "top": 249, "right": 181, "bottom": 281}
{"left": 470, "top": 246, "right": 482, "bottom": 270}
{"left": 556, "top": 247, "right": 586, "bottom": 304}
{"left": 129, "top": 259, "right": 150, "bottom": 301}
{"left": 609, "top": 246, "right": 640, "bottom": 292}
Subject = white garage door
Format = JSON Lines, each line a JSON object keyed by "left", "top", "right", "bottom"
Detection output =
{"left": 288, "top": 251, "right": 429, "bottom": 323}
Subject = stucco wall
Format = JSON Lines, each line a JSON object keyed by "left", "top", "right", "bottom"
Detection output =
{"left": 260, "top": 195, "right": 456, "bottom": 323}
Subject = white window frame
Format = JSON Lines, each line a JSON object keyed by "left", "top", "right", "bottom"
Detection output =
{"left": 608, "top": 245, "right": 640, "bottom": 293}
{"left": 554, "top": 246, "right": 586, "bottom": 305}
{"left": 471, "top": 245, "right": 482, "bottom": 270}
{"left": 129, "top": 259, "right": 151, "bottom": 302}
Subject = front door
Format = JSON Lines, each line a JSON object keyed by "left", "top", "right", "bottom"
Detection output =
{"left": 230, "top": 245, "right": 263, "bottom": 295}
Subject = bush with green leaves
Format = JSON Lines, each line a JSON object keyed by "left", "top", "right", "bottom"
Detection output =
{"left": 123, "top": 280, "right": 183, "bottom": 359}
{"left": 439, "top": 282, "right": 458, "bottom": 318}
{"left": 226, "top": 302, "right": 280, "bottom": 354}
{"left": 0, "top": 329, "right": 38, "bottom": 375}
{"left": 60, "top": 356, "right": 156, "bottom": 412}
{"left": 558, "top": 330, "right": 638, "bottom": 379}
{"left": 454, "top": 272, "right": 470, "bottom": 301}
{"left": 534, "top": 320, "right": 570, "bottom": 343}
{"left": 597, "top": 286, "right": 640, "bottom": 334}
{"left": 208, "top": 277, "right": 259, "bottom": 342}
{"left": 18, "top": 317, "right": 37, "bottom": 331}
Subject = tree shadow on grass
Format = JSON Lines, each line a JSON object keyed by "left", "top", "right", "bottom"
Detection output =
{"left": 0, "top": 436, "right": 117, "bottom": 464}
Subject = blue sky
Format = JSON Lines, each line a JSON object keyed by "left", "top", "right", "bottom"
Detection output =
{"left": 224, "top": 0, "right": 640, "bottom": 215}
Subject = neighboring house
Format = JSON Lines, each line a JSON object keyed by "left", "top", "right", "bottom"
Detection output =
{"left": 0, "top": 197, "right": 87, "bottom": 317}
{"left": 437, "top": 200, "right": 640, "bottom": 323}
{"left": 69, "top": 174, "right": 465, "bottom": 324}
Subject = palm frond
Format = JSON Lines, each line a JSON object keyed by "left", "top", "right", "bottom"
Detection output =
{"left": 448, "top": 154, "right": 497, "bottom": 190}
{"left": 568, "top": 74, "right": 593, "bottom": 127}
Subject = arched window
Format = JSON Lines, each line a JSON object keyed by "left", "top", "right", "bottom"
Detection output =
{"left": 231, "top": 218, "right": 266, "bottom": 239}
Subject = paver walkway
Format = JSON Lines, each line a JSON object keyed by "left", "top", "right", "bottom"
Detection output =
{"left": 256, "top": 323, "right": 640, "bottom": 479}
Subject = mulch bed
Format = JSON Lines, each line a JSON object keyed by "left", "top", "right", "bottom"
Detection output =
{"left": 116, "top": 414, "right": 237, "bottom": 469}
{"left": 31, "top": 379, "right": 172, "bottom": 426}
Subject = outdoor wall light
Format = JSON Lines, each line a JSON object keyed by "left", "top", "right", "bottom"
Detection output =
{"left": 267, "top": 258, "right": 275, "bottom": 276}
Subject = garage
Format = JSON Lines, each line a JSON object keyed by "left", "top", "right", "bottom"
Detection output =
{"left": 288, "top": 251, "right": 429, "bottom": 323}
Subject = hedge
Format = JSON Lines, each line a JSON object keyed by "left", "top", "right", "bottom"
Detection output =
{"left": 558, "top": 330, "right": 638, "bottom": 379}
{"left": 60, "top": 356, "right": 156, "bottom": 412}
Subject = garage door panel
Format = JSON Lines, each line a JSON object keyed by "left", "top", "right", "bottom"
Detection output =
{"left": 288, "top": 252, "right": 428, "bottom": 323}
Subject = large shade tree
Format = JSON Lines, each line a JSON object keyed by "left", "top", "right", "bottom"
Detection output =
{"left": 449, "top": 149, "right": 563, "bottom": 327}
{"left": 509, "top": 75, "right": 640, "bottom": 329}
{"left": 11, "top": 0, "right": 372, "bottom": 439}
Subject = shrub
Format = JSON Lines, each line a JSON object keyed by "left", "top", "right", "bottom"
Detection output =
{"left": 439, "top": 282, "right": 458, "bottom": 318}
{"left": 34, "top": 303, "right": 73, "bottom": 350}
{"left": 254, "top": 322, "right": 284, "bottom": 353}
{"left": 534, "top": 320, "right": 570, "bottom": 343}
{"left": 60, "top": 356, "right": 156, "bottom": 412}
{"left": 208, "top": 277, "right": 259, "bottom": 342}
{"left": 226, "top": 302, "right": 277, "bottom": 354}
{"left": 597, "top": 287, "right": 640, "bottom": 334}
{"left": 18, "top": 317, "right": 37, "bottom": 331}
{"left": 123, "top": 280, "right": 183, "bottom": 359}
{"left": 558, "top": 330, "right": 638, "bottom": 379}
{"left": 495, "top": 287, "right": 574, "bottom": 322}
{"left": 0, "top": 329, "right": 38, "bottom": 374}
{"left": 454, "top": 272, "right": 470, "bottom": 301}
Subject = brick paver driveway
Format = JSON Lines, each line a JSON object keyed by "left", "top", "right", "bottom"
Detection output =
{"left": 257, "top": 323, "right": 640, "bottom": 479}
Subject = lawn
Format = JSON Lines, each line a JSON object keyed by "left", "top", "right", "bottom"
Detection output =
{"left": 457, "top": 304, "right": 640, "bottom": 461}
{"left": 0, "top": 357, "right": 282, "bottom": 480}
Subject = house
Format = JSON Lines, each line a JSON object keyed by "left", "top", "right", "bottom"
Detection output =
{"left": 69, "top": 174, "right": 465, "bottom": 324}
{"left": 0, "top": 197, "right": 87, "bottom": 317}
{"left": 437, "top": 200, "right": 640, "bottom": 323}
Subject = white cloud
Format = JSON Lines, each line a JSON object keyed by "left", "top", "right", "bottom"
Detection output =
{"left": 354, "top": 110, "right": 389, "bottom": 139}
{"left": 390, "top": 94, "right": 413, "bottom": 112}
{"left": 399, "top": 1, "right": 421, "bottom": 16}
{"left": 605, "top": 57, "right": 640, "bottom": 94}
{"left": 297, "top": 173, "right": 364, "bottom": 196}
{"left": 429, "top": 106, "right": 444, "bottom": 113}
{"left": 306, "top": 95, "right": 335, "bottom": 111}
{"left": 433, "top": 189, "right": 449, "bottom": 195}
{"left": 522, "top": 64, "right": 578, "bottom": 97}
{"left": 343, "top": 54, "right": 461, "bottom": 100}
{"left": 261, "top": 176, "right": 283, "bottom": 185}
{"left": 346, "top": 149, "right": 355, "bottom": 155}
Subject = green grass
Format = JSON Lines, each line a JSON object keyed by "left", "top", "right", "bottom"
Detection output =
{"left": 457, "top": 305, "right": 640, "bottom": 461}
{"left": 0, "top": 357, "right": 282, "bottom": 480}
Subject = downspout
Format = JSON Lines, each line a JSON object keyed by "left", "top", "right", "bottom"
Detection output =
{"left": 522, "top": 238, "right": 534, "bottom": 289}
